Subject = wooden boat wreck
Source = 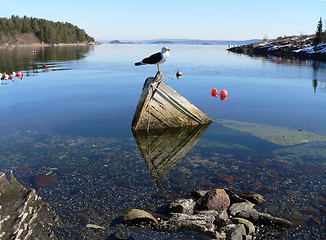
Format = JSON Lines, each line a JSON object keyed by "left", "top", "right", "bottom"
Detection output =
{"left": 132, "top": 71, "right": 212, "bottom": 130}
{"left": 132, "top": 124, "right": 210, "bottom": 184}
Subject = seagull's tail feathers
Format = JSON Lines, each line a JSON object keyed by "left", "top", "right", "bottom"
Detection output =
{"left": 135, "top": 62, "right": 144, "bottom": 66}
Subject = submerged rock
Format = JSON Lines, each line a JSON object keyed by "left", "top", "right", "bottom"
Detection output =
{"left": 236, "top": 209, "right": 293, "bottom": 228}
{"left": 0, "top": 171, "right": 62, "bottom": 240}
{"left": 33, "top": 175, "right": 58, "bottom": 187}
{"left": 239, "top": 192, "right": 266, "bottom": 205}
{"left": 16, "top": 165, "right": 32, "bottom": 172}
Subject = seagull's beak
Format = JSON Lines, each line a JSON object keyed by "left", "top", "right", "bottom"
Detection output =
{"left": 167, "top": 48, "right": 170, "bottom": 51}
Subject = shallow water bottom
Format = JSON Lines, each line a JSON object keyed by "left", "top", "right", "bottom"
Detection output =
{"left": 1, "top": 124, "right": 325, "bottom": 239}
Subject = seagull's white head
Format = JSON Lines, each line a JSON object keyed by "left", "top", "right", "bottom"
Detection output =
{"left": 161, "top": 47, "right": 170, "bottom": 53}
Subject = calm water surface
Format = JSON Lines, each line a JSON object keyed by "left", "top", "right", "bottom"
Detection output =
{"left": 0, "top": 44, "right": 325, "bottom": 239}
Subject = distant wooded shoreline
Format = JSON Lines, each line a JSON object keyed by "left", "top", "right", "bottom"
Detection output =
{"left": 0, "top": 16, "right": 94, "bottom": 46}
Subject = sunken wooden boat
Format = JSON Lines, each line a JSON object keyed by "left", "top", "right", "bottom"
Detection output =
{"left": 132, "top": 71, "right": 212, "bottom": 130}
{"left": 132, "top": 124, "right": 210, "bottom": 184}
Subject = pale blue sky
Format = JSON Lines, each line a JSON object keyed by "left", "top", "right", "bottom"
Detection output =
{"left": 1, "top": 0, "right": 325, "bottom": 40}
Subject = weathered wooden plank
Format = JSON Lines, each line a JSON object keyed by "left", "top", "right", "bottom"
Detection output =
{"left": 132, "top": 71, "right": 212, "bottom": 130}
{"left": 132, "top": 124, "right": 210, "bottom": 184}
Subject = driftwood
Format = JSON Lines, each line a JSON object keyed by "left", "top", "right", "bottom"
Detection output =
{"left": 132, "top": 71, "right": 212, "bottom": 130}
{"left": 132, "top": 124, "right": 210, "bottom": 184}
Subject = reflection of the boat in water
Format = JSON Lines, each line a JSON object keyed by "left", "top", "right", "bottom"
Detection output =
{"left": 132, "top": 124, "right": 210, "bottom": 185}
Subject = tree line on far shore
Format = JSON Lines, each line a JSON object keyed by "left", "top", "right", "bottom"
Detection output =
{"left": 0, "top": 15, "right": 94, "bottom": 44}
{"left": 314, "top": 17, "right": 326, "bottom": 46}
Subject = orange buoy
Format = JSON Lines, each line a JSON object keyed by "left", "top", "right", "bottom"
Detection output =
{"left": 211, "top": 88, "right": 218, "bottom": 95}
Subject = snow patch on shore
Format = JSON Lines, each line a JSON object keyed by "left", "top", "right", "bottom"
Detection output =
{"left": 294, "top": 42, "right": 326, "bottom": 54}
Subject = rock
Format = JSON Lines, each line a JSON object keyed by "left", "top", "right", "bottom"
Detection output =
{"left": 277, "top": 209, "right": 308, "bottom": 221}
{"left": 33, "top": 175, "right": 58, "bottom": 187}
{"left": 302, "top": 206, "right": 320, "bottom": 217}
{"left": 0, "top": 171, "right": 62, "bottom": 240}
{"left": 239, "top": 192, "right": 266, "bottom": 205}
{"left": 197, "top": 189, "right": 230, "bottom": 210}
{"left": 224, "top": 224, "right": 246, "bottom": 240}
{"left": 292, "top": 220, "right": 308, "bottom": 228}
{"left": 231, "top": 217, "right": 255, "bottom": 234}
{"left": 228, "top": 202, "right": 255, "bottom": 216}
{"left": 191, "top": 190, "right": 209, "bottom": 200}
{"left": 286, "top": 190, "right": 302, "bottom": 201}
{"left": 194, "top": 209, "right": 228, "bottom": 226}
{"left": 154, "top": 212, "right": 225, "bottom": 239}
{"left": 156, "top": 192, "right": 178, "bottom": 198}
{"left": 85, "top": 223, "right": 105, "bottom": 229}
{"left": 243, "top": 235, "right": 253, "bottom": 240}
{"left": 265, "top": 203, "right": 278, "bottom": 214}
{"left": 318, "top": 196, "right": 326, "bottom": 206}
{"left": 122, "top": 209, "right": 158, "bottom": 225}
{"left": 224, "top": 188, "right": 247, "bottom": 204}
{"left": 114, "top": 227, "right": 132, "bottom": 240}
{"left": 235, "top": 209, "right": 293, "bottom": 228}
{"left": 16, "top": 166, "right": 32, "bottom": 172}
{"left": 167, "top": 198, "right": 196, "bottom": 215}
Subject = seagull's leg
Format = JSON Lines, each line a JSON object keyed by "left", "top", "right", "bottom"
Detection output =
{"left": 157, "top": 65, "right": 161, "bottom": 72}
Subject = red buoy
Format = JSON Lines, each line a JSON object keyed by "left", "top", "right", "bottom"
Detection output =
{"left": 32, "top": 51, "right": 36, "bottom": 55}
{"left": 220, "top": 90, "right": 228, "bottom": 97}
{"left": 17, "top": 70, "right": 23, "bottom": 79}
{"left": 9, "top": 74, "right": 13, "bottom": 80}
{"left": 211, "top": 88, "right": 218, "bottom": 95}
{"left": 43, "top": 64, "right": 48, "bottom": 68}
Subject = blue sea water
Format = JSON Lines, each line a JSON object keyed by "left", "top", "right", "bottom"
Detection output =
{"left": 0, "top": 44, "right": 325, "bottom": 239}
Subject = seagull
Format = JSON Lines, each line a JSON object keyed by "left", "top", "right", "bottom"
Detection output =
{"left": 135, "top": 47, "right": 170, "bottom": 72}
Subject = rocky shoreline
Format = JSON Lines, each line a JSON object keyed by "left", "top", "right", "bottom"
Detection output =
{"left": 227, "top": 35, "right": 326, "bottom": 61}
